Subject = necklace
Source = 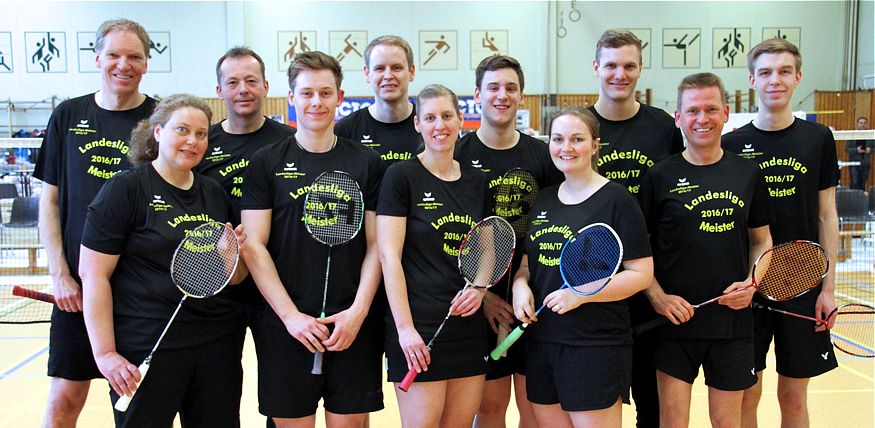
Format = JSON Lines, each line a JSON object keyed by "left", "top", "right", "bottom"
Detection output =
{"left": 296, "top": 135, "right": 337, "bottom": 152}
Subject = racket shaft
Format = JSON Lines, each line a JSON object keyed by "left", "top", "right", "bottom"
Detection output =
{"left": 114, "top": 361, "right": 151, "bottom": 412}
{"left": 312, "top": 311, "right": 327, "bottom": 375}
{"left": 490, "top": 324, "right": 528, "bottom": 360}
{"left": 12, "top": 285, "right": 56, "bottom": 304}
{"left": 752, "top": 303, "right": 823, "bottom": 324}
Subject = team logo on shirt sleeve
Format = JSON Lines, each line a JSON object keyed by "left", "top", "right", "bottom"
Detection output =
{"left": 149, "top": 194, "right": 173, "bottom": 212}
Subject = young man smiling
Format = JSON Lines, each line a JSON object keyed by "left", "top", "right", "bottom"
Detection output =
{"left": 722, "top": 39, "right": 839, "bottom": 428}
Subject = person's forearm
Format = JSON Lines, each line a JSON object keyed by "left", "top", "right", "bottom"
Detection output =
{"left": 244, "top": 243, "right": 300, "bottom": 319}
{"left": 818, "top": 205, "right": 838, "bottom": 294}
{"left": 82, "top": 274, "right": 117, "bottom": 358}
{"left": 38, "top": 184, "right": 72, "bottom": 280}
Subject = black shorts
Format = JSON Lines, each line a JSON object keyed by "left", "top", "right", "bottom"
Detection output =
{"left": 525, "top": 342, "right": 631, "bottom": 412}
{"left": 48, "top": 308, "right": 101, "bottom": 380}
{"left": 256, "top": 319, "right": 383, "bottom": 418}
{"left": 654, "top": 337, "right": 757, "bottom": 391}
{"left": 485, "top": 323, "right": 527, "bottom": 380}
{"left": 385, "top": 322, "right": 488, "bottom": 383}
{"left": 112, "top": 337, "right": 243, "bottom": 428}
{"left": 753, "top": 294, "right": 838, "bottom": 378}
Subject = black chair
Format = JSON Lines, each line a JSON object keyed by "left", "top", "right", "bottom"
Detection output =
{"left": 836, "top": 189, "right": 867, "bottom": 223}
{"left": 0, "top": 197, "right": 39, "bottom": 249}
{"left": 0, "top": 183, "right": 17, "bottom": 199}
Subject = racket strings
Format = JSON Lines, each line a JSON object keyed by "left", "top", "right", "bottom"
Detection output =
{"left": 304, "top": 172, "right": 364, "bottom": 246}
{"left": 171, "top": 223, "right": 238, "bottom": 298}
{"left": 493, "top": 169, "right": 538, "bottom": 238}
{"left": 832, "top": 304, "right": 875, "bottom": 358}
{"left": 458, "top": 217, "right": 516, "bottom": 287}
{"left": 561, "top": 225, "right": 622, "bottom": 295}
{"left": 756, "top": 242, "right": 828, "bottom": 300}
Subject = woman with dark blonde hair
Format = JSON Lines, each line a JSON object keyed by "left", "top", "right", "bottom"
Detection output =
{"left": 80, "top": 94, "right": 248, "bottom": 427}
{"left": 378, "top": 84, "right": 490, "bottom": 427}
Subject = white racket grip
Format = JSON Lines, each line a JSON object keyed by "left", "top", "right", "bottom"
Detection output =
{"left": 114, "top": 362, "right": 151, "bottom": 412}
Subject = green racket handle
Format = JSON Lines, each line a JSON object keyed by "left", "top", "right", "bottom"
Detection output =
{"left": 490, "top": 324, "right": 527, "bottom": 360}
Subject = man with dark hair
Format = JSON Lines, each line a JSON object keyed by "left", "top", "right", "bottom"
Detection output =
{"left": 640, "top": 72, "right": 772, "bottom": 427}
{"left": 197, "top": 46, "right": 296, "bottom": 427}
{"left": 455, "top": 54, "right": 562, "bottom": 428}
{"left": 242, "top": 51, "right": 384, "bottom": 427}
{"left": 845, "top": 116, "right": 872, "bottom": 190}
{"left": 723, "top": 38, "right": 839, "bottom": 428}
{"left": 335, "top": 35, "right": 421, "bottom": 166}
{"left": 33, "top": 18, "right": 157, "bottom": 427}
{"left": 588, "top": 28, "right": 684, "bottom": 428}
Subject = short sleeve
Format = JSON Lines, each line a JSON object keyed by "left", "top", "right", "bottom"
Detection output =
{"left": 748, "top": 166, "right": 773, "bottom": 229}
{"left": 32, "top": 105, "right": 66, "bottom": 185}
{"left": 377, "top": 163, "right": 410, "bottom": 217}
{"left": 364, "top": 151, "right": 386, "bottom": 211}
{"left": 241, "top": 146, "right": 274, "bottom": 210}
{"left": 819, "top": 128, "right": 839, "bottom": 190}
{"left": 81, "top": 174, "right": 136, "bottom": 255}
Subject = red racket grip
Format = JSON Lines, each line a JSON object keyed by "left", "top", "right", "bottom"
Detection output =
{"left": 398, "top": 368, "right": 418, "bottom": 392}
{"left": 13, "top": 286, "right": 56, "bottom": 304}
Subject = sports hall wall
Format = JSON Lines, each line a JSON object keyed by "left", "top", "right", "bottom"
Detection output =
{"left": 0, "top": 1, "right": 872, "bottom": 116}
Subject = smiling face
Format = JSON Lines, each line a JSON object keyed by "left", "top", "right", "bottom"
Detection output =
{"left": 675, "top": 86, "right": 729, "bottom": 150}
{"left": 288, "top": 68, "right": 344, "bottom": 133}
{"left": 593, "top": 44, "right": 641, "bottom": 102}
{"left": 365, "top": 44, "right": 414, "bottom": 103}
{"left": 549, "top": 114, "right": 600, "bottom": 175}
{"left": 475, "top": 68, "right": 524, "bottom": 128}
{"left": 414, "top": 95, "right": 462, "bottom": 156}
{"left": 95, "top": 29, "right": 148, "bottom": 97}
{"left": 154, "top": 107, "right": 210, "bottom": 173}
{"left": 749, "top": 52, "right": 801, "bottom": 112}
{"left": 217, "top": 55, "right": 269, "bottom": 120}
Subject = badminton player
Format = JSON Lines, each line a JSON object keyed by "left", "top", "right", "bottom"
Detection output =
{"left": 511, "top": 107, "right": 653, "bottom": 428}
{"left": 79, "top": 95, "right": 248, "bottom": 427}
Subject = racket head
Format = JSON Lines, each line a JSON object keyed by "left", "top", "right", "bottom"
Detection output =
{"left": 559, "top": 223, "right": 623, "bottom": 296}
{"left": 458, "top": 216, "right": 516, "bottom": 289}
{"left": 493, "top": 168, "right": 539, "bottom": 238}
{"left": 830, "top": 303, "right": 875, "bottom": 358}
{"left": 170, "top": 222, "right": 239, "bottom": 298}
{"left": 303, "top": 170, "right": 364, "bottom": 246}
{"left": 752, "top": 240, "right": 828, "bottom": 301}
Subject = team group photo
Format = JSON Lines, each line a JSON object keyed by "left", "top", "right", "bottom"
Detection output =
{"left": 0, "top": 1, "right": 872, "bottom": 427}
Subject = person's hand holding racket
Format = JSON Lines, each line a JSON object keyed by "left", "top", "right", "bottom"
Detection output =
{"left": 399, "top": 216, "right": 516, "bottom": 392}
{"left": 717, "top": 277, "right": 757, "bottom": 310}
{"left": 282, "top": 311, "right": 330, "bottom": 353}
{"left": 814, "top": 290, "right": 838, "bottom": 332}
{"left": 95, "top": 350, "right": 141, "bottom": 401}
{"left": 317, "top": 305, "right": 367, "bottom": 352}
{"left": 53, "top": 273, "right": 83, "bottom": 312}
{"left": 483, "top": 290, "right": 514, "bottom": 334}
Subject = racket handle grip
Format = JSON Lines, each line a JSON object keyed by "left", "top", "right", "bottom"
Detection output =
{"left": 114, "top": 362, "right": 150, "bottom": 412}
{"left": 633, "top": 317, "right": 669, "bottom": 336}
{"left": 311, "top": 351, "right": 325, "bottom": 375}
{"left": 399, "top": 368, "right": 418, "bottom": 392}
{"left": 490, "top": 325, "right": 526, "bottom": 360}
{"left": 12, "top": 285, "right": 56, "bottom": 304}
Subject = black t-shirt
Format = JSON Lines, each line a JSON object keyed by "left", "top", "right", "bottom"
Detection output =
{"left": 377, "top": 158, "right": 489, "bottom": 343}
{"left": 197, "top": 117, "right": 297, "bottom": 222}
{"left": 242, "top": 136, "right": 384, "bottom": 328}
{"left": 722, "top": 118, "right": 839, "bottom": 245}
{"left": 454, "top": 131, "right": 564, "bottom": 300}
{"left": 525, "top": 181, "right": 651, "bottom": 346}
{"left": 334, "top": 107, "right": 423, "bottom": 166}
{"left": 588, "top": 104, "right": 684, "bottom": 195}
{"left": 639, "top": 152, "right": 772, "bottom": 339}
{"left": 33, "top": 93, "right": 157, "bottom": 279}
{"left": 81, "top": 163, "right": 240, "bottom": 352}
{"left": 197, "top": 118, "right": 296, "bottom": 305}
